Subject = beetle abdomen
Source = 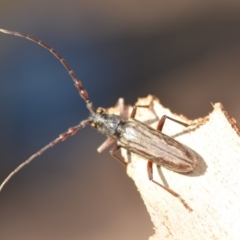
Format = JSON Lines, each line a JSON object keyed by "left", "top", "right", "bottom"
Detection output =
{"left": 118, "top": 119, "right": 196, "bottom": 172}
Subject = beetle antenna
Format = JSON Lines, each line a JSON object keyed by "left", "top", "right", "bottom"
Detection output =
{"left": 0, "top": 28, "right": 94, "bottom": 112}
{"left": 0, "top": 119, "right": 90, "bottom": 192}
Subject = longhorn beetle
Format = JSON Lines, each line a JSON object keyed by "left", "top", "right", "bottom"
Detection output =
{"left": 0, "top": 28, "right": 197, "bottom": 211}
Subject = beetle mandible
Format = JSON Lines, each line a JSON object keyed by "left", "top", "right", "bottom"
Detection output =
{"left": 0, "top": 28, "right": 197, "bottom": 211}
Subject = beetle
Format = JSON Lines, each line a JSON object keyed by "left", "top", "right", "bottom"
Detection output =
{"left": 0, "top": 28, "right": 197, "bottom": 211}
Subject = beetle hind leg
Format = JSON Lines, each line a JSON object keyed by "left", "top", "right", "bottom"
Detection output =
{"left": 157, "top": 115, "right": 189, "bottom": 132}
{"left": 147, "top": 161, "right": 192, "bottom": 211}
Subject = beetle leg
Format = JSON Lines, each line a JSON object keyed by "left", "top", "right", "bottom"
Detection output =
{"left": 97, "top": 138, "right": 115, "bottom": 153}
{"left": 125, "top": 97, "right": 159, "bottom": 120}
{"left": 130, "top": 99, "right": 190, "bottom": 131}
{"left": 130, "top": 103, "right": 154, "bottom": 118}
{"left": 110, "top": 145, "right": 128, "bottom": 168}
{"left": 147, "top": 161, "right": 192, "bottom": 211}
{"left": 113, "top": 98, "right": 130, "bottom": 119}
{"left": 130, "top": 98, "right": 158, "bottom": 121}
{"left": 157, "top": 115, "right": 189, "bottom": 132}
{"left": 117, "top": 98, "right": 126, "bottom": 119}
{"left": 130, "top": 106, "right": 137, "bottom": 118}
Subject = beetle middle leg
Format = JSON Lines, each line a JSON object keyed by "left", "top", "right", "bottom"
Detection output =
{"left": 130, "top": 100, "right": 156, "bottom": 120}
{"left": 157, "top": 115, "right": 189, "bottom": 131}
{"left": 147, "top": 161, "right": 192, "bottom": 211}
{"left": 130, "top": 98, "right": 190, "bottom": 131}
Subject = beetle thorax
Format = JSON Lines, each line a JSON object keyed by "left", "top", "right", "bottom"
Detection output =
{"left": 90, "top": 111, "right": 125, "bottom": 138}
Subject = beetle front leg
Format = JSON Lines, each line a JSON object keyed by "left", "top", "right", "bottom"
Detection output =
{"left": 147, "top": 161, "right": 192, "bottom": 211}
{"left": 113, "top": 98, "right": 130, "bottom": 119}
{"left": 110, "top": 145, "right": 128, "bottom": 168}
{"left": 97, "top": 138, "right": 115, "bottom": 153}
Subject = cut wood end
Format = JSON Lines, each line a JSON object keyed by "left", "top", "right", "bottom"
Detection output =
{"left": 109, "top": 95, "right": 240, "bottom": 240}
{"left": 213, "top": 102, "right": 240, "bottom": 136}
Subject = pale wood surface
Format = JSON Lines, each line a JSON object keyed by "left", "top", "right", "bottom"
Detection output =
{"left": 109, "top": 95, "right": 240, "bottom": 240}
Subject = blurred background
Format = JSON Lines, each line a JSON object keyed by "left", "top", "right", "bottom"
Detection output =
{"left": 1, "top": 1, "right": 240, "bottom": 239}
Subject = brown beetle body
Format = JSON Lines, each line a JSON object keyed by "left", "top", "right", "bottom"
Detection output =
{"left": 118, "top": 118, "right": 196, "bottom": 172}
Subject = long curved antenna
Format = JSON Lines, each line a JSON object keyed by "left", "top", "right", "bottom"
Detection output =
{"left": 0, "top": 28, "right": 94, "bottom": 112}
{"left": 0, "top": 119, "right": 90, "bottom": 192}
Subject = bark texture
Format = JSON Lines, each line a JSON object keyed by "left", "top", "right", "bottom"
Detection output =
{"left": 109, "top": 95, "right": 240, "bottom": 240}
